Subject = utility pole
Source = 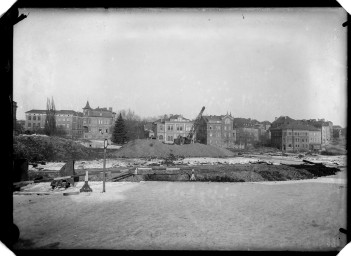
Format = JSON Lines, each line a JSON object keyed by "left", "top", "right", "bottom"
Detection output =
{"left": 103, "top": 139, "right": 107, "bottom": 193}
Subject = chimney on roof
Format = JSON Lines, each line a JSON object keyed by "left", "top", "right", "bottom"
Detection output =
{"left": 109, "top": 107, "right": 112, "bottom": 112}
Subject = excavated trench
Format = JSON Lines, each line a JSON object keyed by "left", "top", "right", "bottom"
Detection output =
{"left": 27, "top": 163, "right": 342, "bottom": 183}
{"left": 113, "top": 163, "right": 342, "bottom": 182}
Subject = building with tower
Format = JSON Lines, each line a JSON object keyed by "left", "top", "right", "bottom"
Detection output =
{"left": 82, "top": 101, "right": 116, "bottom": 140}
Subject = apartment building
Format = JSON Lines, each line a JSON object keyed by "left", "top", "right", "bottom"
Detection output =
{"left": 24, "top": 109, "right": 84, "bottom": 139}
{"left": 298, "top": 119, "right": 333, "bottom": 145}
{"left": 153, "top": 114, "right": 194, "bottom": 143}
{"left": 270, "top": 122, "right": 321, "bottom": 152}
{"left": 197, "top": 113, "right": 235, "bottom": 148}
{"left": 232, "top": 118, "right": 260, "bottom": 147}
{"left": 82, "top": 101, "right": 116, "bottom": 140}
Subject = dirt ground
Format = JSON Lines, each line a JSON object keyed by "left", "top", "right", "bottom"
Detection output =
{"left": 13, "top": 171, "right": 347, "bottom": 251}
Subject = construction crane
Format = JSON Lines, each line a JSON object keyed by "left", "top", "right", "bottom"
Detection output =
{"left": 174, "top": 106, "right": 205, "bottom": 145}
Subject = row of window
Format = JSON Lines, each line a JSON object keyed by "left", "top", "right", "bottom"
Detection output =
{"left": 160, "top": 125, "right": 192, "bottom": 131}
{"left": 83, "top": 118, "right": 112, "bottom": 125}
{"left": 284, "top": 144, "right": 308, "bottom": 148}
{"left": 27, "top": 116, "right": 41, "bottom": 121}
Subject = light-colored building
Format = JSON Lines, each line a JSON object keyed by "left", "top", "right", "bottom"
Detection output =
{"left": 82, "top": 101, "right": 116, "bottom": 140}
{"left": 154, "top": 114, "right": 194, "bottom": 143}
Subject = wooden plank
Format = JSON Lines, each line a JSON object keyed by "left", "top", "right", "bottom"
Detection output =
{"left": 54, "top": 176, "right": 72, "bottom": 180}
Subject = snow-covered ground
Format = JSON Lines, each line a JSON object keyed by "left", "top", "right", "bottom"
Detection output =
{"left": 29, "top": 154, "right": 346, "bottom": 171}
{"left": 13, "top": 172, "right": 347, "bottom": 250}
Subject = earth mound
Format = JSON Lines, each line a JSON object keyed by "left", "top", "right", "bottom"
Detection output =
{"left": 114, "top": 139, "right": 236, "bottom": 158}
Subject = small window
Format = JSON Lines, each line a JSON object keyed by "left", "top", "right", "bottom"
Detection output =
{"left": 28, "top": 116, "right": 31, "bottom": 120}
{"left": 33, "top": 116, "right": 36, "bottom": 120}
{"left": 38, "top": 116, "right": 41, "bottom": 121}
{"left": 159, "top": 135, "right": 163, "bottom": 140}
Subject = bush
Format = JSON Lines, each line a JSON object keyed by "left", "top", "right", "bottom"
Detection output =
{"left": 13, "top": 135, "right": 95, "bottom": 162}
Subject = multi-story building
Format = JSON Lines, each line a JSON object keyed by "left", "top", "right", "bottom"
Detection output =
{"left": 309, "top": 128, "right": 322, "bottom": 151}
{"left": 82, "top": 101, "right": 116, "bottom": 140}
{"left": 153, "top": 114, "right": 194, "bottom": 143}
{"left": 270, "top": 121, "right": 322, "bottom": 152}
{"left": 298, "top": 119, "right": 333, "bottom": 145}
{"left": 233, "top": 118, "right": 260, "bottom": 147}
{"left": 197, "top": 113, "right": 235, "bottom": 148}
{"left": 25, "top": 109, "right": 84, "bottom": 139}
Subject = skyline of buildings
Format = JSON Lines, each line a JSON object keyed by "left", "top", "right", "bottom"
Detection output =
{"left": 19, "top": 99, "right": 342, "bottom": 153}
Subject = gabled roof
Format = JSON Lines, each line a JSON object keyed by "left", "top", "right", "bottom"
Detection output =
{"left": 153, "top": 115, "right": 191, "bottom": 123}
{"left": 169, "top": 114, "right": 190, "bottom": 121}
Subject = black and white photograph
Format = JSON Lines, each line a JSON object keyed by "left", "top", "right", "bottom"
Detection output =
{"left": 6, "top": 5, "right": 348, "bottom": 252}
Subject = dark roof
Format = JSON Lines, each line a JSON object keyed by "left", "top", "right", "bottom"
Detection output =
{"left": 270, "top": 122, "right": 320, "bottom": 131}
{"left": 57, "top": 110, "right": 79, "bottom": 115}
{"left": 202, "top": 115, "right": 223, "bottom": 122}
{"left": 25, "top": 109, "right": 47, "bottom": 114}
{"left": 153, "top": 115, "right": 191, "bottom": 123}
{"left": 169, "top": 114, "right": 190, "bottom": 121}
{"left": 83, "top": 101, "right": 91, "bottom": 109}
{"left": 25, "top": 109, "right": 82, "bottom": 116}
{"left": 272, "top": 116, "right": 295, "bottom": 124}
{"left": 233, "top": 117, "right": 258, "bottom": 128}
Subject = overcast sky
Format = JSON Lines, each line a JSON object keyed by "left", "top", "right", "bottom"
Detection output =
{"left": 14, "top": 8, "right": 347, "bottom": 126}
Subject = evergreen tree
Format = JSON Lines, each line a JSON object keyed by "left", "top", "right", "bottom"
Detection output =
{"left": 112, "top": 113, "right": 128, "bottom": 144}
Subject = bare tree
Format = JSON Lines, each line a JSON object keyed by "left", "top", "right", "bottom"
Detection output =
{"left": 44, "top": 97, "right": 57, "bottom": 136}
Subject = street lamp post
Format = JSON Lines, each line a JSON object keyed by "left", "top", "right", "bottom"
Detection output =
{"left": 103, "top": 138, "right": 108, "bottom": 193}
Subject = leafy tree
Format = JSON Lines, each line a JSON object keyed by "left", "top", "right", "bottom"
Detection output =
{"left": 44, "top": 97, "right": 56, "bottom": 136}
{"left": 112, "top": 113, "right": 128, "bottom": 144}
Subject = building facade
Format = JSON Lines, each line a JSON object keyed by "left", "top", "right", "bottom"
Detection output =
{"left": 232, "top": 118, "right": 260, "bottom": 147}
{"left": 270, "top": 122, "right": 321, "bottom": 152}
{"left": 198, "top": 114, "right": 235, "bottom": 148}
{"left": 154, "top": 115, "right": 194, "bottom": 143}
{"left": 82, "top": 101, "right": 116, "bottom": 140}
{"left": 24, "top": 109, "right": 84, "bottom": 139}
{"left": 298, "top": 119, "right": 333, "bottom": 145}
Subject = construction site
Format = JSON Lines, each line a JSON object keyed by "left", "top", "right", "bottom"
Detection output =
{"left": 12, "top": 113, "right": 347, "bottom": 250}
